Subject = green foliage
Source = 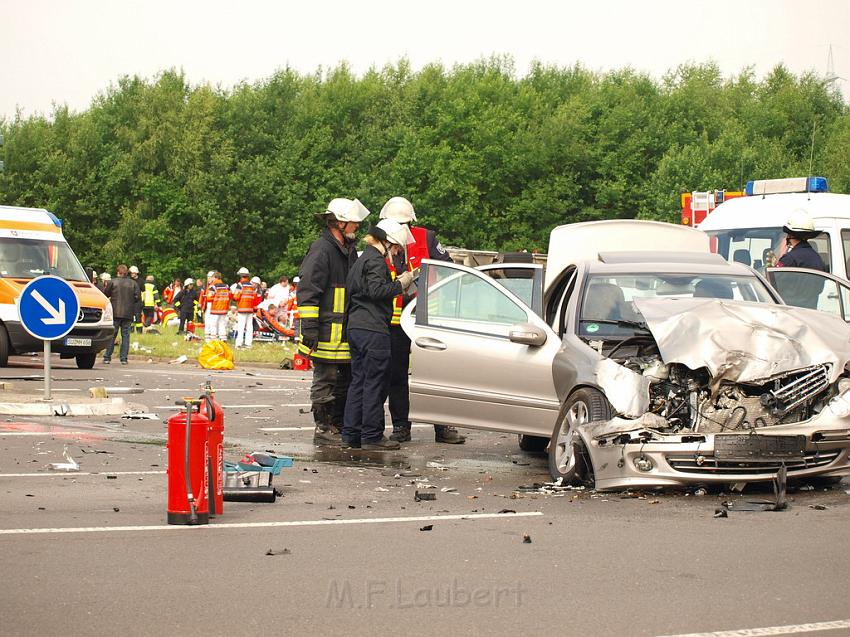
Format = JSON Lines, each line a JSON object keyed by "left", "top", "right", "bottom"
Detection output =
{"left": 0, "top": 62, "right": 847, "bottom": 282}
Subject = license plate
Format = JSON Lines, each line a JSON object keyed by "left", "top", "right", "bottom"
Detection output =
{"left": 714, "top": 434, "right": 807, "bottom": 459}
{"left": 64, "top": 337, "right": 92, "bottom": 347}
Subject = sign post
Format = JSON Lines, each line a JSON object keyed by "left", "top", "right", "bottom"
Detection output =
{"left": 17, "top": 276, "right": 80, "bottom": 400}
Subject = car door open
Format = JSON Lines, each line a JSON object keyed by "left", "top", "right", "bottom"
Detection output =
{"left": 399, "top": 259, "right": 560, "bottom": 436}
{"left": 766, "top": 266, "right": 850, "bottom": 319}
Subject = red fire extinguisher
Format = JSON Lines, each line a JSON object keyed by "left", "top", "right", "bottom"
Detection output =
{"left": 167, "top": 399, "right": 210, "bottom": 525}
{"left": 200, "top": 382, "right": 224, "bottom": 517}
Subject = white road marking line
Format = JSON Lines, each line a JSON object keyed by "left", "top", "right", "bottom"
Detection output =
{"left": 259, "top": 424, "right": 431, "bottom": 432}
{"left": 0, "top": 431, "right": 89, "bottom": 437}
{"left": 0, "top": 511, "right": 543, "bottom": 535}
{"left": 129, "top": 369, "right": 311, "bottom": 382}
{"left": 656, "top": 619, "right": 850, "bottom": 637}
{"left": 0, "top": 471, "right": 166, "bottom": 478}
{"left": 278, "top": 403, "right": 312, "bottom": 408}
{"left": 51, "top": 389, "right": 81, "bottom": 392}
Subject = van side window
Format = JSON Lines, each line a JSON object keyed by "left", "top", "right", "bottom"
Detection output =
{"left": 841, "top": 230, "right": 850, "bottom": 277}
{"left": 806, "top": 234, "right": 832, "bottom": 273}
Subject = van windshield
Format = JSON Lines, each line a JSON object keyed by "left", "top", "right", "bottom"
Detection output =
{"left": 706, "top": 227, "right": 832, "bottom": 272}
{"left": 0, "top": 238, "right": 88, "bottom": 281}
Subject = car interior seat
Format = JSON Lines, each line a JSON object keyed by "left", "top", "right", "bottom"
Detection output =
{"left": 583, "top": 282, "right": 625, "bottom": 321}
{"left": 732, "top": 249, "right": 752, "bottom": 266}
{"left": 693, "top": 279, "right": 734, "bottom": 299}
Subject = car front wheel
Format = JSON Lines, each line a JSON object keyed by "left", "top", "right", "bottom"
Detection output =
{"left": 548, "top": 387, "right": 612, "bottom": 484}
{"left": 76, "top": 353, "right": 97, "bottom": 369}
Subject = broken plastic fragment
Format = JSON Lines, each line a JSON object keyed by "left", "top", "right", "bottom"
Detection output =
{"left": 48, "top": 445, "right": 79, "bottom": 472}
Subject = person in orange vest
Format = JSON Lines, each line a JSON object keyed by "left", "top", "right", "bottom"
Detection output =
{"left": 380, "top": 196, "right": 466, "bottom": 444}
{"left": 205, "top": 271, "right": 232, "bottom": 341}
{"left": 233, "top": 267, "right": 259, "bottom": 348}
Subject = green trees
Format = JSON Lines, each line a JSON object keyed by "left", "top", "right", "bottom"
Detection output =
{"left": 0, "top": 61, "right": 847, "bottom": 282}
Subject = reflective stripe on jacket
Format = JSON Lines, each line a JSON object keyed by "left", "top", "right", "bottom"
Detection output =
{"left": 142, "top": 283, "right": 161, "bottom": 307}
{"left": 234, "top": 280, "right": 258, "bottom": 312}
{"left": 296, "top": 228, "right": 357, "bottom": 362}
{"left": 206, "top": 281, "right": 232, "bottom": 315}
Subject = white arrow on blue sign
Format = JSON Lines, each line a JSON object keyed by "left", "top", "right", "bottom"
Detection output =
{"left": 17, "top": 275, "right": 80, "bottom": 341}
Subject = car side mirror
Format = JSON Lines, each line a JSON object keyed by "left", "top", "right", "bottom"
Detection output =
{"left": 508, "top": 322, "right": 547, "bottom": 347}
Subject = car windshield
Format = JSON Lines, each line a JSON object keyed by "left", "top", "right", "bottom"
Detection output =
{"left": 578, "top": 272, "right": 775, "bottom": 338}
{"left": 0, "top": 237, "right": 88, "bottom": 281}
{"left": 705, "top": 226, "right": 832, "bottom": 272}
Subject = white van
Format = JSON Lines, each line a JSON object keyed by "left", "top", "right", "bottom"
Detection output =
{"left": 699, "top": 177, "right": 850, "bottom": 319}
{"left": 0, "top": 205, "right": 114, "bottom": 368}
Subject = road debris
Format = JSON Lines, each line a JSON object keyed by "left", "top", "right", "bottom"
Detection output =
{"left": 810, "top": 504, "right": 829, "bottom": 510}
{"left": 170, "top": 355, "right": 188, "bottom": 364}
{"left": 48, "top": 445, "right": 79, "bottom": 472}
{"left": 497, "top": 509, "right": 516, "bottom": 514}
{"left": 522, "top": 534, "right": 532, "bottom": 544}
{"left": 440, "top": 487, "right": 457, "bottom": 493}
{"left": 121, "top": 413, "right": 159, "bottom": 420}
{"left": 414, "top": 491, "right": 437, "bottom": 501}
{"left": 265, "top": 548, "right": 292, "bottom": 556}
{"left": 714, "top": 508, "right": 728, "bottom": 518}
{"left": 419, "top": 525, "right": 433, "bottom": 532}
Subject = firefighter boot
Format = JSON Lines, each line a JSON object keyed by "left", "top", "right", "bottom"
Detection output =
{"left": 435, "top": 425, "right": 466, "bottom": 444}
{"left": 389, "top": 426, "right": 412, "bottom": 443}
{"left": 312, "top": 403, "right": 341, "bottom": 446}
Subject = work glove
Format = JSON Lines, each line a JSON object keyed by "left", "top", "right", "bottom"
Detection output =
{"left": 397, "top": 270, "right": 415, "bottom": 292}
{"left": 300, "top": 323, "right": 319, "bottom": 350}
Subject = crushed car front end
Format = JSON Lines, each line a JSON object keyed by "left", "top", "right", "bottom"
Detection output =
{"left": 559, "top": 264, "right": 850, "bottom": 490}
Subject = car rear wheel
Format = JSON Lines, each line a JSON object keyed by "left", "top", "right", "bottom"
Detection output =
{"left": 548, "top": 387, "right": 612, "bottom": 484}
{"left": 76, "top": 353, "right": 97, "bottom": 369}
{"left": 518, "top": 435, "right": 548, "bottom": 453}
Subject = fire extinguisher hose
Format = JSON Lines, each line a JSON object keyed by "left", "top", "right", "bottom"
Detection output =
{"left": 178, "top": 399, "right": 199, "bottom": 524}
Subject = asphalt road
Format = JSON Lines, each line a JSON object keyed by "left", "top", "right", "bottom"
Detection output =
{"left": 1, "top": 354, "right": 849, "bottom": 637}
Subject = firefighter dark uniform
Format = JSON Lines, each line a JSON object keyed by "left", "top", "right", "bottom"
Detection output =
{"left": 776, "top": 240, "right": 827, "bottom": 309}
{"left": 387, "top": 226, "right": 465, "bottom": 443}
{"left": 297, "top": 227, "right": 358, "bottom": 441}
{"left": 341, "top": 241, "right": 404, "bottom": 448}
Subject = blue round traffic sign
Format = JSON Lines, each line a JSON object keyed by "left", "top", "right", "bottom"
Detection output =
{"left": 17, "top": 275, "right": 80, "bottom": 341}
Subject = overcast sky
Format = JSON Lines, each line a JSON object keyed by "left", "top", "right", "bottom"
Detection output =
{"left": 2, "top": 0, "right": 848, "bottom": 120}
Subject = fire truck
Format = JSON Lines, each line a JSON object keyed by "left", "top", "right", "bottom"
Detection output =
{"left": 680, "top": 189, "right": 744, "bottom": 226}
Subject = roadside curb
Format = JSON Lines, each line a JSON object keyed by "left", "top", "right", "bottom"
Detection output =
{"left": 0, "top": 397, "right": 127, "bottom": 417}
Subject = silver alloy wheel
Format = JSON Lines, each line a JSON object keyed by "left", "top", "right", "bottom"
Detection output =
{"left": 555, "top": 400, "right": 589, "bottom": 473}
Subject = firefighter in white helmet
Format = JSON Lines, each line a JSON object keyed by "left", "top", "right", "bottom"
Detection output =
{"left": 297, "top": 198, "right": 370, "bottom": 445}
{"left": 775, "top": 210, "right": 827, "bottom": 309}
{"left": 128, "top": 265, "right": 143, "bottom": 333}
{"left": 379, "top": 196, "right": 466, "bottom": 444}
{"left": 233, "top": 267, "right": 259, "bottom": 348}
{"left": 341, "top": 219, "right": 415, "bottom": 450}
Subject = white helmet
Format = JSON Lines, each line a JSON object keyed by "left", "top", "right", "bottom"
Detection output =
{"left": 100, "top": 272, "right": 111, "bottom": 281}
{"left": 324, "top": 198, "right": 371, "bottom": 223}
{"left": 380, "top": 196, "right": 417, "bottom": 223}
{"left": 783, "top": 210, "right": 820, "bottom": 238}
{"left": 237, "top": 267, "right": 250, "bottom": 276}
{"left": 183, "top": 277, "right": 194, "bottom": 286}
{"left": 129, "top": 265, "right": 140, "bottom": 274}
{"left": 251, "top": 276, "right": 261, "bottom": 284}
{"left": 293, "top": 276, "right": 301, "bottom": 283}
{"left": 207, "top": 270, "right": 215, "bottom": 279}
{"left": 375, "top": 219, "right": 416, "bottom": 246}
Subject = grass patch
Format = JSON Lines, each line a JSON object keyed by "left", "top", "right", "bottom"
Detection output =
{"left": 126, "top": 323, "right": 296, "bottom": 365}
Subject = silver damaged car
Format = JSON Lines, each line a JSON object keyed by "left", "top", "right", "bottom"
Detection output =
{"left": 401, "top": 220, "right": 850, "bottom": 490}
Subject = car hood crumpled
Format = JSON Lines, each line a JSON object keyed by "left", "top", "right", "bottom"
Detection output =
{"left": 631, "top": 297, "right": 850, "bottom": 385}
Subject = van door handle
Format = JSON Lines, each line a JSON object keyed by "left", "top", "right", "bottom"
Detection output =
{"left": 414, "top": 337, "right": 447, "bottom": 351}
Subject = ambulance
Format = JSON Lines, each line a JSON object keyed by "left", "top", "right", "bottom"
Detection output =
{"left": 698, "top": 176, "right": 850, "bottom": 319}
{"left": 0, "top": 205, "right": 114, "bottom": 368}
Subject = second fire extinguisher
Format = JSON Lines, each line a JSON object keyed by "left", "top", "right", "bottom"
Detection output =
{"left": 201, "top": 381, "right": 224, "bottom": 517}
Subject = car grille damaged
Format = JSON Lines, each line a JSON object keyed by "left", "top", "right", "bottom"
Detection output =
{"left": 761, "top": 365, "right": 830, "bottom": 416}
{"left": 666, "top": 449, "right": 840, "bottom": 474}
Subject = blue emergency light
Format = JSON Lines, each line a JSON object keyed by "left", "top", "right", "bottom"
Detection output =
{"left": 745, "top": 176, "right": 829, "bottom": 196}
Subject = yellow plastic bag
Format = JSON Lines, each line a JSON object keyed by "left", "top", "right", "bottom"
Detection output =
{"left": 198, "top": 340, "right": 235, "bottom": 370}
